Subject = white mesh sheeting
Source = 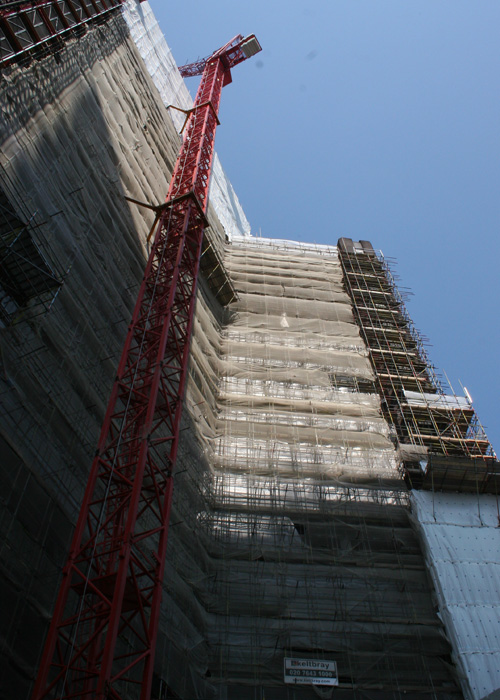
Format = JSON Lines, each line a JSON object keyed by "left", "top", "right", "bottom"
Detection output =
{"left": 411, "top": 491, "right": 500, "bottom": 700}
{"left": 122, "top": 0, "right": 251, "bottom": 238}
{"left": 211, "top": 238, "right": 398, "bottom": 484}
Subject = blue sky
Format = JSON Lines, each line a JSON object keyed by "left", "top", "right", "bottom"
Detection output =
{"left": 148, "top": 0, "right": 500, "bottom": 452}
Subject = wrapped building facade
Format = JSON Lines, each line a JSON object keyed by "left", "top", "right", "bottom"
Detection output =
{"left": 0, "top": 2, "right": 498, "bottom": 699}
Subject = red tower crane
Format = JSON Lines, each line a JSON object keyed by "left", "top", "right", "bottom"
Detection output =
{"left": 32, "top": 32, "right": 261, "bottom": 700}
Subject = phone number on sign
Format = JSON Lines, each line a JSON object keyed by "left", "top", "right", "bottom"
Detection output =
{"left": 288, "top": 670, "right": 334, "bottom": 678}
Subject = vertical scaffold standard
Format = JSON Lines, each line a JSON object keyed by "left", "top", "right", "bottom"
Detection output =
{"left": 32, "top": 33, "right": 261, "bottom": 700}
{"left": 337, "top": 237, "right": 499, "bottom": 493}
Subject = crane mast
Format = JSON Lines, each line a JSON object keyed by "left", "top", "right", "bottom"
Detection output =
{"left": 32, "top": 33, "right": 261, "bottom": 700}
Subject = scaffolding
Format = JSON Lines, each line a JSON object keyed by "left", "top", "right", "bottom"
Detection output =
{"left": 157, "top": 235, "right": 464, "bottom": 698}
{"left": 0, "top": 7, "right": 480, "bottom": 698}
{"left": 0, "top": 183, "right": 64, "bottom": 326}
{"left": 337, "top": 237, "right": 499, "bottom": 494}
{"left": 0, "top": 0, "right": 124, "bottom": 68}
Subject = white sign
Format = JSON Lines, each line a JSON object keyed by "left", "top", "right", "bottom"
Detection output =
{"left": 284, "top": 657, "right": 338, "bottom": 686}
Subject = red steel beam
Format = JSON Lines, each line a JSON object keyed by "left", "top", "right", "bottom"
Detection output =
{"left": 32, "top": 35, "right": 259, "bottom": 700}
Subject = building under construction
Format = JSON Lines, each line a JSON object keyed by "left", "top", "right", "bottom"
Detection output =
{"left": 0, "top": 2, "right": 499, "bottom": 699}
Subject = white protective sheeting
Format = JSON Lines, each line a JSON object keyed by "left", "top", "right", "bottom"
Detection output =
{"left": 121, "top": 0, "right": 252, "bottom": 238}
{"left": 411, "top": 491, "right": 500, "bottom": 700}
{"left": 212, "top": 237, "right": 398, "bottom": 484}
{"left": 404, "top": 389, "right": 471, "bottom": 411}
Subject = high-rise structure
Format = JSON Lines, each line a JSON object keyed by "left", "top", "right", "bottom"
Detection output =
{"left": 0, "top": 3, "right": 498, "bottom": 700}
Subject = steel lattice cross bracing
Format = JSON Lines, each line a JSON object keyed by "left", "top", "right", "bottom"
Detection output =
{"left": 31, "top": 33, "right": 261, "bottom": 700}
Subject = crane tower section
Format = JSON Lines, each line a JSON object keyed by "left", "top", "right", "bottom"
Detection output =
{"left": 32, "top": 33, "right": 261, "bottom": 700}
